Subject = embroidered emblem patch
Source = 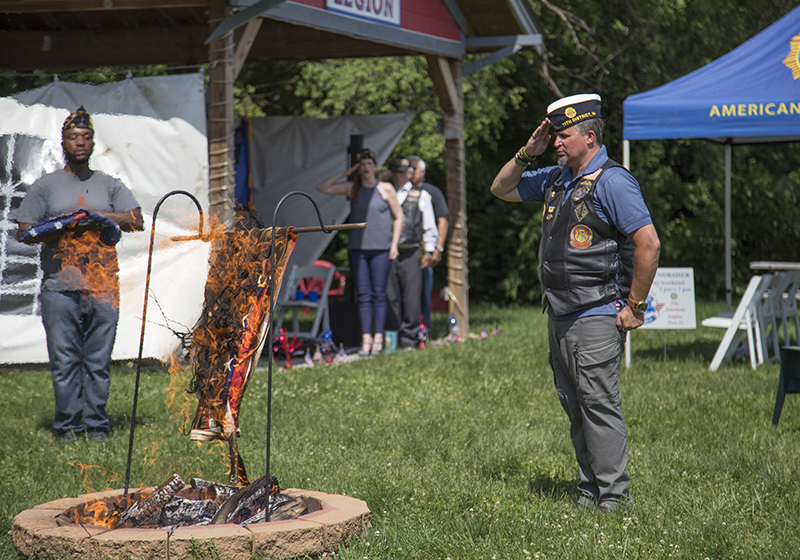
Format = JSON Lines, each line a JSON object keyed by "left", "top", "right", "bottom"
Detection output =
{"left": 572, "top": 179, "right": 593, "bottom": 201}
{"left": 583, "top": 168, "right": 602, "bottom": 181}
{"left": 574, "top": 200, "right": 590, "bottom": 222}
{"left": 570, "top": 225, "right": 592, "bottom": 249}
{"left": 565, "top": 107, "right": 577, "bottom": 119}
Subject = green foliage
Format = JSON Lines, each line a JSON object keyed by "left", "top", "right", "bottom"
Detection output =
{"left": 2, "top": 304, "right": 800, "bottom": 559}
{"left": 249, "top": 1, "right": 800, "bottom": 304}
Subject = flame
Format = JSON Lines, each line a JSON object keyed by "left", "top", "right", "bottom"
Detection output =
{"left": 164, "top": 355, "right": 195, "bottom": 433}
{"left": 70, "top": 461, "right": 121, "bottom": 494}
{"left": 53, "top": 230, "right": 120, "bottom": 309}
{"left": 65, "top": 493, "right": 135, "bottom": 530}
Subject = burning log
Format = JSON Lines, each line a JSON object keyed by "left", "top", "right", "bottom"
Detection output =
{"left": 117, "top": 473, "right": 185, "bottom": 528}
{"left": 159, "top": 496, "right": 218, "bottom": 527}
{"left": 210, "top": 474, "right": 279, "bottom": 524}
{"left": 244, "top": 493, "right": 308, "bottom": 524}
{"left": 55, "top": 474, "right": 307, "bottom": 530}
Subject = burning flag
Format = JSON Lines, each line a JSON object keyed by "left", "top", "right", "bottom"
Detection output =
{"left": 187, "top": 226, "right": 296, "bottom": 485}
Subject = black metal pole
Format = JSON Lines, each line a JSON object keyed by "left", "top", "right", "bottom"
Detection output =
{"left": 266, "top": 191, "right": 340, "bottom": 520}
{"left": 124, "top": 190, "right": 204, "bottom": 495}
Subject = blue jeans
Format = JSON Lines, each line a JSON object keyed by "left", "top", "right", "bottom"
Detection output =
{"left": 349, "top": 249, "right": 392, "bottom": 335}
{"left": 421, "top": 265, "right": 433, "bottom": 329}
{"left": 40, "top": 290, "right": 119, "bottom": 436}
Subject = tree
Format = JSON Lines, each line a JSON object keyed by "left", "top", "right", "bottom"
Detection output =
{"left": 475, "top": 0, "right": 800, "bottom": 303}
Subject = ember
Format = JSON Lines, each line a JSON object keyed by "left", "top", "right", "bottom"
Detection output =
{"left": 55, "top": 474, "right": 307, "bottom": 530}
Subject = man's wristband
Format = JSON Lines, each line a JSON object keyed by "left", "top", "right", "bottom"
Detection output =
{"left": 519, "top": 146, "right": 535, "bottom": 162}
{"left": 435, "top": 245, "right": 445, "bottom": 252}
{"left": 514, "top": 147, "right": 536, "bottom": 168}
{"left": 513, "top": 153, "right": 528, "bottom": 168}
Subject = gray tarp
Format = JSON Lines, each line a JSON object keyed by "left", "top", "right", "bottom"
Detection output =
{"left": 246, "top": 113, "right": 415, "bottom": 274}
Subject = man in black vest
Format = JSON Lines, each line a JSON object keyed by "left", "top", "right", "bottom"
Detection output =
{"left": 490, "top": 94, "right": 660, "bottom": 513}
{"left": 386, "top": 157, "right": 438, "bottom": 348}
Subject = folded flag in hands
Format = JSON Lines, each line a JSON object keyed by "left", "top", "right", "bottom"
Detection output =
{"left": 21, "top": 209, "right": 122, "bottom": 246}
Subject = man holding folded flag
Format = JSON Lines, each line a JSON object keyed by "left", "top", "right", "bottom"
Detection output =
{"left": 13, "top": 106, "right": 144, "bottom": 444}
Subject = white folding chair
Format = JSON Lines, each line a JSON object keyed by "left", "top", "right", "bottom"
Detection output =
{"left": 757, "top": 271, "right": 799, "bottom": 362}
{"left": 274, "top": 263, "right": 336, "bottom": 340}
{"left": 703, "top": 275, "right": 769, "bottom": 371}
{"left": 778, "top": 270, "right": 800, "bottom": 347}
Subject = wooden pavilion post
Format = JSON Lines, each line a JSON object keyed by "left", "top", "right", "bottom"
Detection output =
{"left": 426, "top": 55, "right": 469, "bottom": 335}
{"left": 207, "top": 0, "right": 236, "bottom": 228}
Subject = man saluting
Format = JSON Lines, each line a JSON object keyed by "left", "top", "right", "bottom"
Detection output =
{"left": 491, "top": 94, "right": 660, "bottom": 513}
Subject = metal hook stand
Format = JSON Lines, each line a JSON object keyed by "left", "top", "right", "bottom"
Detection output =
{"left": 122, "top": 188, "right": 364, "bottom": 502}
{"left": 124, "top": 190, "right": 205, "bottom": 495}
{"left": 265, "top": 191, "right": 366, "bottom": 520}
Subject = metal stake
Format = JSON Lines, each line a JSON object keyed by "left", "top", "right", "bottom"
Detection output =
{"left": 125, "top": 190, "right": 204, "bottom": 495}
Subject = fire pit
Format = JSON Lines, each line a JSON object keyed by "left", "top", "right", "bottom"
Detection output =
{"left": 12, "top": 192, "right": 373, "bottom": 559}
{"left": 12, "top": 485, "right": 370, "bottom": 559}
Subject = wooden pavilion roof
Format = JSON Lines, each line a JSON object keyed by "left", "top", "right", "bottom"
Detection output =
{"left": 0, "top": 0, "right": 542, "bottom": 70}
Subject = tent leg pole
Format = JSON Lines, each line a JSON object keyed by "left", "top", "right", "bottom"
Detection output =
{"left": 622, "top": 139, "right": 630, "bottom": 170}
{"left": 725, "top": 143, "right": 732, "bottom": 312}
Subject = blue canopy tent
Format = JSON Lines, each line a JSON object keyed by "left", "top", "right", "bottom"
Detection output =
{"left": 623, "top": 5, "right": 800, "bottom": 309}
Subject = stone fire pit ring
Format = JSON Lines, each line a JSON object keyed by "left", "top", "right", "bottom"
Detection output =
{"left": 13, "top": 488, "right": 370, "bottom": 560}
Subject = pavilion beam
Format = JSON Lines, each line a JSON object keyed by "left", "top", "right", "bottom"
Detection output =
{"left": 0, "top": 0, "right": 206, "bottom": 12}
{"left": 426, "top": 55, "right": 469, "bottom": 336}
{"left": 0, "top": 27, "right": 206, "bottom": 70}
{"left": 232, "top": 17, "right": 263, "bottom": 79}
{"left": 207, "top": 0, "right": 235, "bottom": 228}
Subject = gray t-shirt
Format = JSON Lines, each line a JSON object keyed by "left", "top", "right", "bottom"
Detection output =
{"left": 13, "top": 168, "right": 140, "bottom": 292}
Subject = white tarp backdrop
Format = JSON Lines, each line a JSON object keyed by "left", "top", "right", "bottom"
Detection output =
{"left": 246, "top": 113, "right": 415, "bottom": 274}
{"left": 0, "top": 74, "right": 210, "bottom": 364}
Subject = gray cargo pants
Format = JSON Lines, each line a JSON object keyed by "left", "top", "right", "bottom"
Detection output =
{"left": 547, "top": 314, "right": 631, "bottom": 504}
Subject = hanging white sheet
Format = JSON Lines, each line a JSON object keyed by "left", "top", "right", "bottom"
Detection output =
{"left": 0, "top": 74, "right": 209, "bottom": 363}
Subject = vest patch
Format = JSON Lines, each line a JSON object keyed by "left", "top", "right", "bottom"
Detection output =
{"left": 572, "top": 179, "right": 593, "bottom": 201}
{"left": 569, "top": 225, "right": 593, "bottom": 249}
{"left": 574, "top": 200, "right": 590, "bottom": 222}
{"left": 546, "top": 205, "right": 556, "bottom": 220}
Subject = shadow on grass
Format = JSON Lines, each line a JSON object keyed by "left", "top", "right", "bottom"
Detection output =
{"left": 527, "top": 472, "right": 579, "bottom": 503}
{"left": 630, "top": 338, "right": 723, "bottom": 364}
{"left": 34, "top": 409, "right": 145, "bottom": 436}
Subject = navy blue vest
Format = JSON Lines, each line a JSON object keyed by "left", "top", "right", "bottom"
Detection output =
{"left": 537, "top": 160, "right": 634, "bottom": 315}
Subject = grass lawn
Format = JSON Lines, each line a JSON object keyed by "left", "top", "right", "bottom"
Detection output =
{"left": 2, "top": 302, "right": 799, "bottom": 559}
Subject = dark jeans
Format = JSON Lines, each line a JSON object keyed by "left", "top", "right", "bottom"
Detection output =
{"left": 387, "top": 249, "right": 422, "bottom": 346}
{"left": 349, "top": 249, "right": 392, "bottom": 335}
{"left": 41, "top": 290, "right": 118, "bottom": 436}
{"left": 421, "top": 265, "right": 433, "bottom": 329}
